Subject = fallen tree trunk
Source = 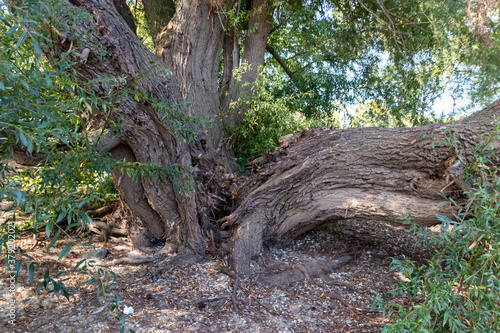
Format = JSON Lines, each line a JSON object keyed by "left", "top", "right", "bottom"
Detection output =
{"left": 225, "top": 100, "right": 500, "bottom": 276}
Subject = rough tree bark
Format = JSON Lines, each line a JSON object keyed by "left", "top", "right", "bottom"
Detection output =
{"left": 224, "top": 100, "right": 500, "bottom": 275}
{"left": 35, "top": 0, "right": 500, "bottom": 278}
{"left": 52, "top": 0, "right": 208, "bottom": 255}
{"left": 155, "top": 0, "right": 230, "bottom": 154}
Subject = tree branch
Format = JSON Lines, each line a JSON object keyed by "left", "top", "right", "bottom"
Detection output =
{"left": 141, "top": 0, "right": 176, "bottom": 46}
{"left": 112, "top": 0, "right": 137, "bottom": 34}
{"left": 266, "top": 43, "right": 295, "bottom": 82}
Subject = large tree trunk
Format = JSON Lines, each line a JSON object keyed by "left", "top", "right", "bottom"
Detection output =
{"left": 154, "top": 0, "right": 273, "bottom": 162}
{"left": 52, "top": 0, "right": 209, "bottom": 255}
{"left": 225, "top": 100, "right": 500, "bottom": 275}
{"left": 155, "top": 0, "right": 230, "bottom": 155}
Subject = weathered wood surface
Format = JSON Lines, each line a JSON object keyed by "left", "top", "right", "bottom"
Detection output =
{"left": 226, "top": 100, "right": 500, "bottom": 275}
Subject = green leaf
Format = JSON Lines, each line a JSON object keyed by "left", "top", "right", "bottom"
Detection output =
{"left": 84, "top": 276, "right": 96, "bottom": 285}
{"left": 6, "top": 23, "right": 19, "bottom": 34}
{"left": 80, "top": 212, "right": 93, "bottom": 225}
{"left": 54, "top": 271, "right": 65, "bottom": 278}
{"left": 46, "top": 220, "right": 53, "bottom": 238}
{"left": 58, "top": 242, "right": 74, "bottom": 260}
{"left": 15, "top": 30, "right": 27, "bottom": 49}
{"left": 92, "top": 305, "right": 107, "bottom": 314}
{"left": 14, "top": 260, "right": 22, "bottom": 282}
{"left": 16, "top": 129, "right": 28, "bottom": 148}
{"left": 65, "top": 223, "right": 80, "bottom": 231}
{"left": 28, "top": 263, "right": 35, "bottom": 285}
{"left": 10, "top": 188, "right": 24, "bottom": 205}
{"left": 71, "top": 259, "right": 86, "bottom": 273}
{"left": 33, "top": 40, "right": 43, "bottom": 62}
{"left": 19, "top": 252, "right": 35, "bottom": 261}
{"left": 46, "top": 229, "right": 61, "bottom": 249}
{"left": 56, "top": 211, "right": 67, "bottom": 223}
{"left": 19, "top": 19, "right": 37, "bottom": 24}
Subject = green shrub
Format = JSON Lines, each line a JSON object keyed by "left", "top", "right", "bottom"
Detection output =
{"left": 374, "top": 123, "right": 500, "bottom": 332}
{"left": 229, "top": 67, "right": 340, "bottom": 167}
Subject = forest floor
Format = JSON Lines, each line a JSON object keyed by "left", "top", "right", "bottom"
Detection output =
{"left": 0, "top": 206, "right": 438, "bottom": 333}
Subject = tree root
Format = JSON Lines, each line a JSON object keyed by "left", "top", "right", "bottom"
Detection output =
{"left": 219, "top": 268, "right": 241, "bottom": 313}
{"left": 257, "top": 255, "right": 354, "bottom": 285}
{"left": 232, "top": 274, "right": 241, "bottom": 314}
{"left": 86, "top": 201, "right": 118, "bottom": 217}
{"left": 106, "top": 255, "right": 163, "bottom": 266}
{"left": 88, "top": 221, "right": 128, "bottom": 240}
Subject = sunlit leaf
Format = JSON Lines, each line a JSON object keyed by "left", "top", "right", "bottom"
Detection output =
{"left": 46, "top": 229, "right": 61, "bottom": 249}
{"left": 58, "top": 241, "right": 74, "bottom": 260}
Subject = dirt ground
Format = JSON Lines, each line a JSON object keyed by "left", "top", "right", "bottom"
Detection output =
{"left": 0, "top": 211, "right": 435, "bottom": 333}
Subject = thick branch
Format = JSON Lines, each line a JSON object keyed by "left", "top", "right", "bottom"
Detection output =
{"left": 227, "top": 100, "right": 500, "bottom": 276}
{"left": 112, "top": 0, "right": 137, "bottom": 33}
{"left": 266, "top": 43, "right": 294, "bottom": 81}
{"left": 223, "top": 0, "right": 274, "bottom": 132}
{"left": 156, "top": 0, "right": 233, "bottom": 156}
{"left": 141, "top": 0, "right": 176, "bottom": 45}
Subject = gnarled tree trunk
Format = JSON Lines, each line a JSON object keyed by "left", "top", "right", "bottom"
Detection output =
{"left": 54, "top": 0, "right": 208, "bottom": 255}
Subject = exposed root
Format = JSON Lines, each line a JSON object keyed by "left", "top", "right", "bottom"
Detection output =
{"left": 106, "top": 255, "right": 163, "bottom": 266}
{"left": 218, "top": 268, "right": 241, "bottom": 313}
{"left": 231, "top": 274, "right": 241, "bottom": 314}
{"left": 257, "top": 255, "right": 354, "bottom": 286}
{"left": 88, "top": 221, "right": 128, "bottom": 241}
{"left": 86, "top": 201, "right": 118, "bottom": 217}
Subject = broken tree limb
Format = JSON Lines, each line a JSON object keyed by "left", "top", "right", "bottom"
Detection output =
{"left": 226, "top": 100, "right": 500, "bottom": 276}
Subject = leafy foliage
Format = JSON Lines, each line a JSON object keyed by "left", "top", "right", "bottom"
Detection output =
{"left": 223, "top": 0, "right": 499, "bottom": 162}
{"left": 266, "top": 0, "right": 500, "bottom": 124}
{"left": 127, "top": 0, "right": 154, "bottom": 51}
{"left": 373, "top": 122, "right": 500, "bottom": 332}
{"left": 229, "top": 66, "right": 339, "bottom": 166}
{"left": 350, "top": 99, "right": 447, "bottom": 128}
{"left": 0, "top": 0, "right": 127, "bottom": 326}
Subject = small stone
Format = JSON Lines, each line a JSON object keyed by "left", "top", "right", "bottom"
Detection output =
{"left": 82, "top": 248, "right": 110, "bottom": 260}
{"left": 289, "top": 304, "right": 301, "bottom": 313}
